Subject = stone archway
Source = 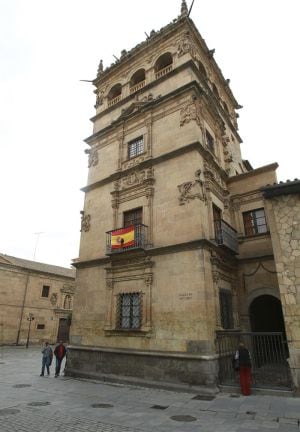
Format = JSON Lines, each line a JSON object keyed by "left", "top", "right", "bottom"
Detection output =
{"left": 249, "top": 294, "right": 286, "bottom": 333}
{"left": 249, "top": 294, "right": 289, "bottom": 365}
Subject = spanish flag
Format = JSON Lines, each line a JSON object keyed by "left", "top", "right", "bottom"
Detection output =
{"left": 111, "top": 226, "right": 135, "bottom": 249}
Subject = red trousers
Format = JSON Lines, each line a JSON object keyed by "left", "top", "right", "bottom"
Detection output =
{"left": 239, "top": 366, "right": 251, "bottom": 396}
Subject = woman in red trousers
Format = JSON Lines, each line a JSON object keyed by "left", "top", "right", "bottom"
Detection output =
{"left": 234, "top": 343, "right": 252, "bottom": 396}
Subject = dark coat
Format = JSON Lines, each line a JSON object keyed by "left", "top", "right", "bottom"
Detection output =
{"left": 236, "top": 347, "right": 252, "bottom": 368}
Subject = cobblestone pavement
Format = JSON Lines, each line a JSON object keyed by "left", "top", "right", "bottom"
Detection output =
{"left": 0, "top": 347, "right": 300, "bottom": 431}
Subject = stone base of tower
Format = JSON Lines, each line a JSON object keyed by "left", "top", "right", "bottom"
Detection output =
{"left": 66, "top": 345, "right": 219, "bottom": 394}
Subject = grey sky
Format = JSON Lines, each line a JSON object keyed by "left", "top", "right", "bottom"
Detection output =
{"left": 0, "top": 0, "right": 299, "bottom": 267}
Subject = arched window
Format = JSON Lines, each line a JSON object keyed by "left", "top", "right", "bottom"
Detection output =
{"left": 107, "top": 83, "right": 122, "bottom": 106}
{"left": 212, "top": 83, "right": 220, "bottom": 99}
{"left": 198, "top": 61, "right": 207, "bottom": 78}
{"left": 154, "top": 53, "right": 173, "bottom": 78}
{"left": 64, "top": 295, "right": 72, "bottom": 310}
{"left": 130, "top": 69, "right": 146, "bottom": 93}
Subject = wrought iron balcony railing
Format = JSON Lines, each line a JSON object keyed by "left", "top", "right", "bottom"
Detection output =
{"left": 106, "top": 224, "right": 148, "bottom": 254}
{"left": 214, "top": 219, "right": 238, "bottom": 254}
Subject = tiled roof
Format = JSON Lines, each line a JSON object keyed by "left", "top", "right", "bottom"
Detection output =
{"left": 261, "top": 179, "right": 300, "bottom": 198}
{"left": 0, "top": 253, "right": 75, "bottom": 278}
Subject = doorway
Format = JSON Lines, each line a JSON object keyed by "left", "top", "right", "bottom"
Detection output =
{"left": 57, "top": 318, "right": 70, "bottom": 343}
{"left": 249, "top": 294, "right": 289, "bottom": 384}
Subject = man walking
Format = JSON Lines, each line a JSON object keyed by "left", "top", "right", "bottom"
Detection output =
{"left": 54, "top": 340, "right": 66, "bottom": 377}
{"left": 40, "top": 341, "right": 53, "bottom": 376}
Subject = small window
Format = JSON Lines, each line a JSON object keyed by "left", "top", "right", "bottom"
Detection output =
{"left": 37, "top": 324, "right": 45, "bottom": 330}
{"left": 41, "top": 285, "right": 50, "bottom": 298}
{"left": 128, "top": 136, "right": 144, "bottom": 159}
{"left": 219, "top": 289, "right": 234, "bottom": 329}
{"left": 206, "top": 130, "right": 215, "bottom": 153}
{"left": 117, "top": 292, "right": 142, "bottom": 330}
{"left": 123, "top": 207, "right": 142, "bottom": 227}
{"left": 243, "top": 208, "right": 267, "bottom": 236}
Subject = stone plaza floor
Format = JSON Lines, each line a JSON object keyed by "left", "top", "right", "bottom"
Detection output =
{"left": 0, "top": 346, "right": 300, "bottom": 432}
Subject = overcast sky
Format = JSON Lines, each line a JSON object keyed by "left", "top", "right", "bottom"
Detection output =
{"left": 0, "top": 0, "right": 299, "bottom": 268}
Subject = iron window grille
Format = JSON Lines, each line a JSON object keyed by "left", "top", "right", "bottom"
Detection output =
{"left": 117, "top": 292, "right": 142, "bottom": 330}
{"left": 37, "top": 324, "right": 45, "bottom": 330}
{"left": 219, "top": 289, "right": 234, "bottom": 329}
{"left": 243, "top": 208, "right": 267, "bottom": 236}
{"left": 41, "top": 285, "right": 50, "bottom": 298}
{"left": 128, "top": 136, "right": 144, "bottom": 159}
{"left": 123, "top": 208, "right": 143, "bottom": 227}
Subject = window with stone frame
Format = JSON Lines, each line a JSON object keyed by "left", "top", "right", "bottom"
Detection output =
{"left": 243, "top": 208, "right": 267, "bottom": 236}
{"left": 41, "top": 285, "right": 50, "bottom": 298}
{"left": 117, "top": 292, "right": 142, "bottom": 330}
{"left": 206, "top": 129, "right": 215, "bottom": 153}
{"left": 128, "top": 136, "right": 144, "bottom": 159}
{"left": 219, "top": 289, "right": 234, "bottom": 329}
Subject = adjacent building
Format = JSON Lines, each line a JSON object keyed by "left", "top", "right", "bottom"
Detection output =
{"left": 0, "top": 253, "right": 75, "bottom": 345}
{"left": 67, "top": 1, "right": 300, "bottom": 392}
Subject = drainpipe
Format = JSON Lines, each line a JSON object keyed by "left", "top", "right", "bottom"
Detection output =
{"left": 16, "top": 271, "right": 30, "bottom": 345}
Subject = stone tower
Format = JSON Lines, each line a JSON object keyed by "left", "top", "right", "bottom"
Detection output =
{"left": 68, "top": 2, "right": 295, "bottom": 392}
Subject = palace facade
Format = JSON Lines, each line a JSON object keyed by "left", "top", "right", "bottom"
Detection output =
{"left": 67, "top": 1, "right": 300, "bottom": 392}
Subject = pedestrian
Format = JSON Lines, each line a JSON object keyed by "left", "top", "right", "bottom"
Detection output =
{"left": 234, "top": 342, "right": 252, "bottom": 396}
{"left": 40, "top": 341, "right": 53, "bottom": 377}
{"left": 54, "top": 340, "right": 67, "bottom": 377}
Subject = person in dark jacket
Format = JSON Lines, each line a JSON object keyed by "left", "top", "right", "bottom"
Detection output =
{"left": 40, "top": 341, "right": 53, "bottom": 376}
{"left": 234, "top": 342, "right": 252, "bottom": 396}
{"left": 54, "top": 341, "right": 67, "bottom": 377}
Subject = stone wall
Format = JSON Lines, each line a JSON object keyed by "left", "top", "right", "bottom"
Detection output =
{"left": 264, "top": 192, "right": 300, "bottom": 389}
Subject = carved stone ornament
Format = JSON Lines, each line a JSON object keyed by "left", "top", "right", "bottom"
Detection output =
{"left": 85, "top": 148, "right": 99, "bottom": 168}
{"left": 95, "top": 90, "right": 104, "bottom": 108}
{"left": 177, "top": 32, "right": 197, "bottom": 59}
{"left": 178, "top": 169, "right": 207, "bottom": 205}
{"left": 180, "top": 96, "right": 202, "bottom": 127}
{"left": 80, "top": 212, "right": 91, "bottom": 232}
{"left": 106, "top": 279, "right": 113, "bottom": 289}
{"left": 203, "top": 162, "right": 226, "bottom": 190}
{"left": 122, "top": 167, "right": 154, "bottom": 189}
{"left": 50, "top": 293, "right": 58, "bottom": 306}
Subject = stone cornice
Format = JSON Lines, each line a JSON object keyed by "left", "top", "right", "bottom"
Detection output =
{"left": 72, "top": 239, "right": 225, "bottom": 269}
{"left": 227, "top": 163, "right": 279, "bottom": 184}
{"left": 81, "top": 140, "right": 228, "bottom": 193}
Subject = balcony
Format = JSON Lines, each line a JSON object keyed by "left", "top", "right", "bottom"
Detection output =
{"left": 155, "top": 64, "right": 173, "bottom": 80}
{"left": 130, "top": 80, "right": 146, "bottom": 94}
{"left": 106, "top": 224, "right": 148, "bottom": 254}
{"left": 214, "top": 219, "right": 238, "bottom": 254}
{"left": 107, "top": 95, "right": 121, "bottom": 107}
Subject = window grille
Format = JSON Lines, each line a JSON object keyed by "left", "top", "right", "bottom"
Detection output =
{"left": 219, "top": 289, "right": 234, "bottom": 329}
{"left": 41, "top": 285, "right": 50, "bottom": 298}
{"left": 123, "top": 208, "right": 143, "bottom": 227}
{"left": 243, "top": 208, "right": 267, "bottom": 236}
{"left": 128, "top": 136, "right": 144, "bottom": 159}
{"left": 117, "top": 293, "right": 142, "bottom": 330}
{"left": 37, "top": 324, "right": 45, "bottom": 330}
